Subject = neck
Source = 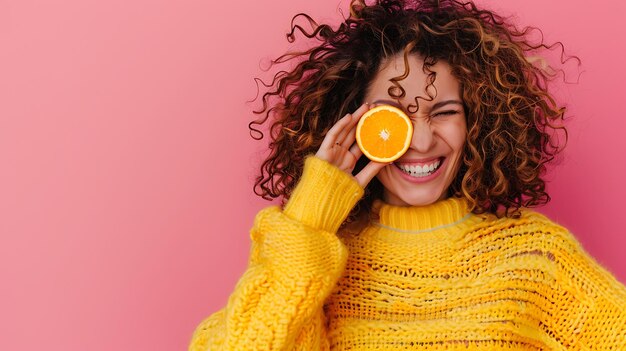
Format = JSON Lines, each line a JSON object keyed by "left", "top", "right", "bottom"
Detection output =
{"left": 371, "top": 196, "right": 476, "bottom": 233}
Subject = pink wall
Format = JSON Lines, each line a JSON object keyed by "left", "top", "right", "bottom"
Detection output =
{"left": 0, "top": 0, "right": 624, "bottom": 350}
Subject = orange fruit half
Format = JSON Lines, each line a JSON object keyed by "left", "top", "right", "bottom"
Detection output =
{"left": 356, "top": 105, "right": 413, "bottom": 162}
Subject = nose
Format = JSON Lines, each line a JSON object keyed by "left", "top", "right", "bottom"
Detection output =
{"left": 410, "top": 119, "right": 435, "bottom": 153}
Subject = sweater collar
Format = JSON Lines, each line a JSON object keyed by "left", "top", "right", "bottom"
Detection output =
{"left": 371, "top": 196, "right": 473, "bottom": 233}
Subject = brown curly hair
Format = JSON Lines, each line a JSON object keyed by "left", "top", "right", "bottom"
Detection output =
{"left": 249, "top": 0, "right": 577, "bottom": 223}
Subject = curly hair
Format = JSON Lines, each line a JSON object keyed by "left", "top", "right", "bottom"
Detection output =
{"left": 249, "top": 0, "right": 577, "bottom": 224}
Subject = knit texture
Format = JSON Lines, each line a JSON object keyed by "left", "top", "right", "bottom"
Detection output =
{"left": 189, "top": 155, "right": 626, "bottom": 350}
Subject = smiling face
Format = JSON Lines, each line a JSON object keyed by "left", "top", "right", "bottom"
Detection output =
{"left": 364, "top": 53, "right": 467, "bottom": 206}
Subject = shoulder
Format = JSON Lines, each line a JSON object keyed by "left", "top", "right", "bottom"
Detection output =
{"left": 471, "top": 206, "right": 562, "bottom": 232}
{"left": 468, "top": 207, "right": 581, "bottom": 252}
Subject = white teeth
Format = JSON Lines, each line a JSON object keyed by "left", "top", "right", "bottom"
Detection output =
{"left": 397, "top": 159, "right": 442, "bottom": 178}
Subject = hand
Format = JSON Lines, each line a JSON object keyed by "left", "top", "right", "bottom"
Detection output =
{"left": 315, "top": 103, "right": 390, "bottom": 188}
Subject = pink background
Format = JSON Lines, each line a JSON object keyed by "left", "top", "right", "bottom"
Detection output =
{"left": 1, "top": 0, "right": 624, "bottom": 350}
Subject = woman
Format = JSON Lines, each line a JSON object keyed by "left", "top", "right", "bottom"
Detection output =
{"left": 189, "top": 0, "right": 626, "bottom": 349}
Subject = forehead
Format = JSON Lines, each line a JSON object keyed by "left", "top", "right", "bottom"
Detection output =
{"left": 367, "top": 53, "right": 462, "bottom": 100}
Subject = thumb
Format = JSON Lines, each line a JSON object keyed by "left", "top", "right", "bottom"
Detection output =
{"left": 354, "top": 160, "right": 391, "bottom": 188}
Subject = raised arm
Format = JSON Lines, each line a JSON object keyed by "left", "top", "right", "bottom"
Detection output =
{"left": 188, "top": 103, "right": 388, "bottom": 350}
{"left": 188, "top": 156, "right": 362, "bottom": 351}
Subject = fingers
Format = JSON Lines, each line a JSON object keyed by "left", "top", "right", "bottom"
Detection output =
{"left": 349, "top": 142, "right": 362, "bottom": 160}
{"left": 341, "top": 123, "right": 358, "bottom": 148}
{"left": 319, "top": 112, "right": 354, "bottom": 152}
{"left": 320, "top": 104, "right": 366, "bottom": 151}
{"left": 317, "top": 102, "right": 372, "bottom": 172}
{"left": 335, "top": 103, "right": 369, "bottom": 145}
{"left": 354, "top": 160, "right": 390, "bottom": 188}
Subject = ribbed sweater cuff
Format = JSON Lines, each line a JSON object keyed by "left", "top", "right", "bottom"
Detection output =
{"left": 283, "top": 155, "right": 364, "bottom": 233}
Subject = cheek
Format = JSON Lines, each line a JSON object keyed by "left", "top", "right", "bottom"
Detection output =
{"left": 455, "top": 132, "right": 467, "bottom": 151}
{"left": 375, "top": 165, "right": 390, "bottom": 181}
{"left": 440, "top": 120, "right": 467, "bottom": 151}
{"left": 376, "top": 166, "right": 395, "bottom": 187}
{"left": 443, "top": 132, "right": 467, "bottom": 152}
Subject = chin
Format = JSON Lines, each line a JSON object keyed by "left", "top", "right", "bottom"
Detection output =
{"left": 407, "top": 196, "right": 444, "bottom": 206}
{"left": 389, "top": 192, "right": 446, "bottom": 207}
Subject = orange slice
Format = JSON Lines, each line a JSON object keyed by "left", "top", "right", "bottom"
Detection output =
{"left": 355, "top": 105, "right": 413, "bottom": 162}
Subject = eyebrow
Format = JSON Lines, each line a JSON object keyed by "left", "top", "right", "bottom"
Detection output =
{"left": 371, "top": 99, "right": 463, "bottom": 111}
{"left": 371, "top": 99, "right": 403, "bottom": 109}
{"left": 431, "top": 100, "right": 464, "bottom": 110}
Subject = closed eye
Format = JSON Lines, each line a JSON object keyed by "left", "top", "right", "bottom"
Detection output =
{"left": 433, "top": 110, "right": 459, "bottom": 117}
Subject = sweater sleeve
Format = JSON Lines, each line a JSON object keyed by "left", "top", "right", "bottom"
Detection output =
{"left": 188, "top": 155, "right": 364, "bottom": 351}
{"left": 551, "top": 229, "right": 626, "bottom": 349}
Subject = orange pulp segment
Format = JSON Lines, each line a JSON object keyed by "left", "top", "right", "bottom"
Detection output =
{"left": 355, "top": 105, "right": 413, "bottom": 162}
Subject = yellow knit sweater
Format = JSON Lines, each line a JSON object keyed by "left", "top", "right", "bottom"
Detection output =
{"left": 189, "top": 156, "right": 626, "bottom": 350}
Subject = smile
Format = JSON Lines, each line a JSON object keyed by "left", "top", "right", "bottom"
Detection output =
{"left": 392, "top": 157, "right": 446, "bottom": 181}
